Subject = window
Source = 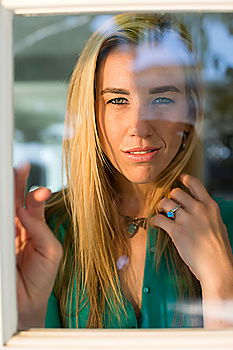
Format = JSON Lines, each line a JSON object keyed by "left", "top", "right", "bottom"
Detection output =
{"left": 1, "top": 1, "right": 233, "bottom": 349}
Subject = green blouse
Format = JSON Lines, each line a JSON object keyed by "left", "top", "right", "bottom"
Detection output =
{"left": 45, "top": 199, "right": 233, "bottom": 328}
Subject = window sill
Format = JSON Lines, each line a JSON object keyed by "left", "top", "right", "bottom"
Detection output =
{"left": 5, "top": 328, "right": 233, "bottom": 350}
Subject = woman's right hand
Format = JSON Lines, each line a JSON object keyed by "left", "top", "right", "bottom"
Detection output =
{"left": 15, "top": 163, "right": 63, "bottom": 329}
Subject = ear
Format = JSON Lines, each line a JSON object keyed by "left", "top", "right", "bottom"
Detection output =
{"left": 180, "top": 129, "right": 190, "bottom": 151}
{"left": 184, "top": 123, "right": 191, "bottom": 133}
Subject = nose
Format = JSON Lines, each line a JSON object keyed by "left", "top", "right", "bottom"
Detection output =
{"left": 127, "top": 106, "right": 153, "bottom": 139}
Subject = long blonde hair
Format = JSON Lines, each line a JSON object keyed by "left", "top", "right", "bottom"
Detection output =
{"left": 46, "top": 13, "right": 204, "bottom": 328}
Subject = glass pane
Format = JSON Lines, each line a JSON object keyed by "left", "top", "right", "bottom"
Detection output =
{"left": 14, "top": 12, "right": 233, "bottom": 330}
{"left": 14, "top": 14, "right": 112, "bottom": 191}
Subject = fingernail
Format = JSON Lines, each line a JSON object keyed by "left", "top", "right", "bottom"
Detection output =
{"left": 29, "top": 185, "right": 39, "bottom": 192}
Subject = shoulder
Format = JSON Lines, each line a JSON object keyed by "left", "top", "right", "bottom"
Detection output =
{"left": 45, "top": 190, "right": 71, "bottom": 244}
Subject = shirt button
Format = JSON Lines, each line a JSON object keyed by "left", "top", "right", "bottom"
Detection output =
{"left": 143, "top": 286, "right": 150, "bottom": 294}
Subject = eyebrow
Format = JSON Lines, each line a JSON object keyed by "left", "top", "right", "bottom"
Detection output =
{"left": 100, "top": 85, "right": 181, "bottom": 95}
{"left": 149, "top": 85, "right": 181, "bottom": 94}
{"left": 101, "top": 88, "right": 130, "bottom": 95}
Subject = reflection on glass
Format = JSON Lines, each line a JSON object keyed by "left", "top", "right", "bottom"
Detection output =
{"left": 14, "top": 13, "right": 233, "bottom": 330}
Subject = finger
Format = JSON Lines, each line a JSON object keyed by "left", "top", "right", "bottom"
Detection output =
{"left": 170, "top": 187, "right": 197, "bottom": 212}
{"left": 17, "top": 206, "right": 62, "bottom": 261}
{"left": 14, "top": 163, "right": 31, "bottom": 209}
{"left": 179, "top": 173, "right": 211, "bottom": 203}
{"left": 149, "top": 213, "right": 176, "bottom": 237}
{"left": 26, "top": 187, "right": 51, "bottom": 220}
{"left": 158, "top": 197, "right": 184, "bottom": 220}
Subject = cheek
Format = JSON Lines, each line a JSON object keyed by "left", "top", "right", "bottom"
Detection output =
{"left": 97, "top": 109, "right": 122, "bottom": 155}
{"left": 101, "top": 124, "right": 122, "bottom": 153}
{"left": 156, "top": 121, "right": 184, "bottom": 153}
{"left": 154, "top": 100, "right": 188, "bottom": 124}
{"left": 166, "top": 122, "right": 184, "bottom": 134}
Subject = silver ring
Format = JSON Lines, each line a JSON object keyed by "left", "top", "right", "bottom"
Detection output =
{"left": 166, "top": 205, "right": 181, "bottom": 219}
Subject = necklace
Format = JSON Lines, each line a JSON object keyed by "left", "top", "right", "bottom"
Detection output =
{"left": 123, "top": 215, "right": 148, "bottom": 238}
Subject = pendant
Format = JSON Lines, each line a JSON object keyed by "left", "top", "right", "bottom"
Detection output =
{"left": 128, "top": 223, "right": 140, "bottom": 237}
{"left": 123, "top": 216, "right": 147, "bottom": 238}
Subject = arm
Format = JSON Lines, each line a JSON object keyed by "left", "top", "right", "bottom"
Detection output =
{"left": 150, "top": 174, "right": 233, "bottom": 328}
{"left": 201, "top": 198, "right": 233, "bottom": 328}
{"left": 15, "top": 163, "right": 63, "bottom": 329}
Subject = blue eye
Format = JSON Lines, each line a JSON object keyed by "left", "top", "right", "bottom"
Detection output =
{"left": 107, "top": 98, "right": 129, "bottom": 105}
{"left": 151, "top": 97, "right": 175, "bottom": 106}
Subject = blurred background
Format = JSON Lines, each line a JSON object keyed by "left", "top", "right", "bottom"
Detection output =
{"left": 14, "top": 12, "right": 233, "bottom": 198}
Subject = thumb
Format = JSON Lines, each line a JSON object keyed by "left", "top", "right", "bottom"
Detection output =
{"left": 26, "top": 187, "right": 51, "bottom": 220}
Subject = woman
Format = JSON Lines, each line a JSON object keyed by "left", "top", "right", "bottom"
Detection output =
{"left": 15, "top": 13, "right": 233, "bottom": 329}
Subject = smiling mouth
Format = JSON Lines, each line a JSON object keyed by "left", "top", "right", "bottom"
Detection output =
{"left": 127, "top": 149, "right": 156, "bottom": 155}
{"left": 123, "top": 146, "right": 162, "bottom": 153}
{"left": 122, "top": 147, "right": 161, "bottom": 162}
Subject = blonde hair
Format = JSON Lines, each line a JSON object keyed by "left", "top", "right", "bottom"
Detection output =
{"left": 46, "top": 13, "right": 204, "bottom": 328}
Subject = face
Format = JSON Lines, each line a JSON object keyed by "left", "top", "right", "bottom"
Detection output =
{"left": 96, "top": 46, "right": 190, "bottom": 185}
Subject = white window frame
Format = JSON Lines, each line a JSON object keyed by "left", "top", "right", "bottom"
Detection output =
{"left": 1, "top": 1, "right": 233, "bottom": 349}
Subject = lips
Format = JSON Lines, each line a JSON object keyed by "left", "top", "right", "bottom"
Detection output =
{"left": 123, "top": 146, "right": 160, "bottom": 151}
{"left": 122, "top": 146, "right": 161, "bottom": 162}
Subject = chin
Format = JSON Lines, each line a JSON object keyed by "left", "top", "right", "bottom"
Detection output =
{"left": 129, "top": 178, "right": 156, "bottom": 185}
{"left": 115, "top": 163, "right": 161, "bottom": 185}
{"left": 124, "top": 172, "right": 158, "bottom": 185}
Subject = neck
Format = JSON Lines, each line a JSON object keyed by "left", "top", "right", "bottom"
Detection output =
{"left": 115, "top": 173, "right": 155, "bottom": 218}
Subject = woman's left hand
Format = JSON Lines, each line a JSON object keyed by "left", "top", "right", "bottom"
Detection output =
{"left": 150, "top": 173, "right": 233, "bottom": 292}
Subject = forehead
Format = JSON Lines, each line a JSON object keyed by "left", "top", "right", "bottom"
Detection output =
{"left": 96, "top": 47, "right": 187, "bottom": 90}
